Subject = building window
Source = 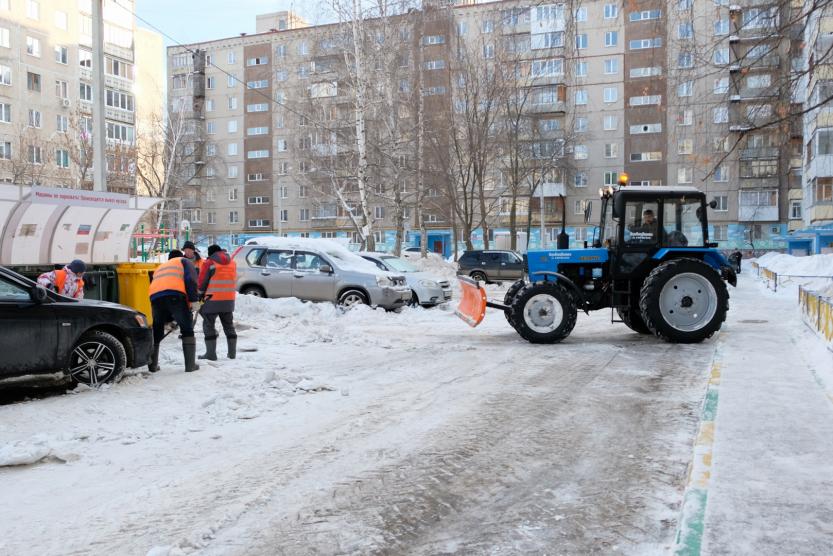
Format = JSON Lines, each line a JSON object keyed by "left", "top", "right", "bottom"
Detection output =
{"left": 817, "top": 128, "right": 833, "bottom": 155}
{"left": 575, "top": 7, "right": 587, "bottom": 22}
{"left": 714, "top": 195, "right": 729, "bottom": 211}
{"left": 815, "top": 179, "right": 833, "bottom": 202}
{"left": 604, "top": 4, "right": 618, "bottom": 19}
{"left": 28, "top": 109, "right": 41, "bottom": 128}
{"left": 206, "top": 76, "right": 215, "bottom": 89}
{"left": 678, "top": 52, "right": 694, "bottom": 69}
{"left": 28, "top": 145, "right": 42, "bottom": 164}
{"left": 678, "top": 81, "right": 694, "bottom": 97}
{"left": 604, "top": 59, "right": 618, "bottom": 74}
{"left": 629, "top": 38, "right": 662, "bottom": 50}
{"left": 575, "top": 61, "right": 587, "bottom": 77}
{"left": 678, "top": 109, "right": 693, "bottom": 126}
{"left": 713, "top": 224, "right": 727, "bottom": 241}
{"left": 299, "top": 185, "right": 307, "bottom": 197}
{"left": 604, "top": 143, "right": 618, "bottom": 158}
{"left": 0, "top": 141, "right": 10, "bottom": 159}
{"left": 246, "top": 79, "right": 269, "bottom": 89}
{"left": 603, "top": 87, "right": 618, "bottom": 103}
{"left": 105, "top": 90, "right": 134, "bottom": 111}
{"left": 229, "top": 211, "right": 239, "bottom": 224}
{"left": 54, "top": 46, "right": 68, "bottom": 64}
{"left": 713, "top": 106, "right": 728, "bottom": 123}
{"left": 714, "top": 165, "right": 729, "bottom": 182}
{"left": 630, "top": 66, "right": 662, "bottom": 78}
{"left": 26, "top": 36, "right": 41, "bottom": 58}
{"left": 206, "top": 144, "right": 217, "bottom": 156}
{"left": 481, "top": 20, "right": 494, "bottom": 33}
{"left": 575, "top": 90, "right": 588, "bottom": 105}
{"left": 228, "top": 143, "right": 239, "bottom": 156}
{"left": 574, "top": 145, "right": 588, "bottom": 159}
{"left": 678, "top": 139, "right": 693, "bottom": 154}
{"left": 0, "top": 27, "right": 8, "bottom": 48}
{"left": 789, "top": 200, "right": 801, "bottom": 219}
{"left": 207, "top": 212, "right": 216, "bottom": 225}
{"left": 247, "top": 56, "right": 269, "bottom": 66}
{"left": 299, "top": 208, "right": 310, "bottom": 221}
{"left": 714, "top": 77, "right": 729, "bottom": 94}
{"left": 575, "top": 117, "right": 588, "bottom": 133}
{"left": 629, "top": 9, "right": 662, "bottom": 22}
{"left": 56, "top": 115, "right": 68, "bottom": 132}
{"left": 714, "top": 18, "right": 730, "bottom": 35}
{"left": 678, "top": 22, "right": 694, "bottom": 39}
{"left": 247, "top": 103, "right": 268, "bottom": 113}
{"left": 247, "top": 150, "right": 269, "bottom": 159}
{"left": 630, "top": 152, "right": 663, "bottom": 162}
{"left": 228, "top": 188, "right": 238, "bottom": 201}
{"left": 55, "top": 149, "right": 69, "bottom": 168}
{"left": 629, "top": 95, "right": 661, "bottom": 106}
{"left": 630, "top": 123, "right": 662, "bottom": 134}
{"left": 604, "top": 115, "right": 618, "bottom": 130}
{"left": 604, "top": 31, "right": 618, "bottom": 47}
{"left": 604, "top": 172, "right": 617, "bottom": 185}
{"left": 677, "top": 167, "right": 693, "bottom": 183}
{"left": 26, "top": 0, "right": 39, "bottom": 20}
{"left": 574, "top": 172, "right": 587, "bottom": 187}
{"left": 206, "top": 122, "right": 216, "bottom": 134}
{"left": 248, "top": 219, "right": 271, "bottom": 228}
{"left": 714, "top": 48, "right": 730, "bottom": 65}
{"left": 575, "top": 34, "right": 588, "bottom": 49}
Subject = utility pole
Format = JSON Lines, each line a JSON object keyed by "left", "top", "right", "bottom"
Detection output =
{"left": 91, "top": 0, "right": 107, "bottom": 192}
{"left": 539, "top": 172, "right": 547, "bottom": 249}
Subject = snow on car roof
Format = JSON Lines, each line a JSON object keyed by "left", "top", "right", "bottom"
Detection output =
{"left": 245, "top": 236, "right": 392, "bottom": 276}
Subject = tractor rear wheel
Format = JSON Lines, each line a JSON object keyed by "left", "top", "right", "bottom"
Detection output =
{"left": 503, "top": 279, "right": 526, "bottom": 325}
{"left": 617, "top": 307, "right": 651, "bottom": 334}
{"left": 639, "top": 258, "right": 729, "bottom": 343}
{"left": 510, "top": 281, "right": 577, "bottom": 344}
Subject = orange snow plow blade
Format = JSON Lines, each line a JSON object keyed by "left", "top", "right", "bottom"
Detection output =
{"left": 456, "top": 276, "right": 488, "bottom": 327}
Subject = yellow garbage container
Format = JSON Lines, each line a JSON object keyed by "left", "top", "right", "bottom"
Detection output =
{"left": 116, "top": 262, "right": 160, "bottom": 323}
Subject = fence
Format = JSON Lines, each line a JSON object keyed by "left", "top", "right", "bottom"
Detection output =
{"left": 799, "top": 286, "right": 833, "bottom": 350}
{"left": 751, "top": 261, "right": 832, "bottom": 293}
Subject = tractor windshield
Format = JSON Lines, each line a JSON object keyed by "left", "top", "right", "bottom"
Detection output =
{"left": 600, "top": 198, "right": 618, "bottom": 247}
{"left": 662, "top": 197, "right": 705, "bottom": 247}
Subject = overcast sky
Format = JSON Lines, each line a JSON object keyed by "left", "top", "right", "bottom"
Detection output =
{"left": 136, "top": 0, "right": 324, "bottom": 46}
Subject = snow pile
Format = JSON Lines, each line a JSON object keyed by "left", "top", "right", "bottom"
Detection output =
{"left": 752, "top": 252, "right": 833, "bottom": 295}
{"left": 0, "top": 435, "right": 79, "bottom": 467}
{"left": 407, "top": 253, "right": 459, "bottom": 282}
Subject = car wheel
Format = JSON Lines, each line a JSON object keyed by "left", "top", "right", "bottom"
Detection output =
{"left": 338, "top": 289, "right": 369, "bottom": 307}
{"left": 470, "top": 271, "right": 487, "bottom": 283}
{"left": 241, "top": 285, "right": 266, "bottom": 297}
{"left": 67, "top": 330, "right": 127, "bottom": 386}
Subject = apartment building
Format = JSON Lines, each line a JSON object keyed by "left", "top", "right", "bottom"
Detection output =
{"left": 168, "top": 1, "right": 802, "bottom": 254}
{"left": 0, "top": 0, "right": 161, "bottom": 194}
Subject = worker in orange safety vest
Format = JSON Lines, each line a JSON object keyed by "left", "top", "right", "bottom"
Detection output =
{"left": 37, "top": 259, "right": 86, "bottom": 299}
{"left": 148, "top": 249, "right": 200, "bottom": 373}
{"left": 197, "top": 244, "right": 238, "bottom": 361}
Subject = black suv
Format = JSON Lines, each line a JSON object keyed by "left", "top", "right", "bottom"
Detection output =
{"left": 0, "top": 266, "right": 153, "bottom": 386}
{"left": 457, "top": 250, "right": 525, "bottom": 283}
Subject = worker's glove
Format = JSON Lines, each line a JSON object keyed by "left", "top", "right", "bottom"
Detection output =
{"left": 164, "top": 321, "right": 178, "bottom": 335}
{"left": 191, "top": 300, "right": 203, "bottom": 313}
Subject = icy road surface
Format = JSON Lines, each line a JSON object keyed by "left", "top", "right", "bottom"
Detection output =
{"left": 0, "top": 275, "right": 826, "bottom": 555}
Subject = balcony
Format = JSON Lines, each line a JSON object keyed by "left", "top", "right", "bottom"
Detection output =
{"left": 809, "top": 154, "right": 833, "bottom": 178}
{"left": 526, "top": 101, "right": 567, "bottom": 114}
{"left": 105, "top": 74, "right": 133, "bottom": 92}
{"left": 181, "top": 199, "right": 200, "bottom": 209}
{"left": 739, "top": 205, "right": 778, "bottom": 221}
{"left": 740, "top": 146, "right": 779, "bottom": 159}
{"left": 539, "top": 182, "right": 566, "bottom": 197}
{"left": 105, "top": 106, "right": 135, "bottom": 124}
{"left": 104, "top": 43, "right": 133, "bottom": 62}
{"left": 728, "top": 55, "right": 780, "bottom": 72}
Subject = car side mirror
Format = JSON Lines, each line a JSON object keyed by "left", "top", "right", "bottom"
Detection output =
{"left": 319, "top": 264, "right": 333, "bottom": 274}
{"left": 30, "top": 284, "right": 48, "bottom": 303}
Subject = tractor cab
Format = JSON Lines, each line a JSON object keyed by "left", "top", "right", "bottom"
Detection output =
{"left": 595, "top": 186, "right": 712, "bottom": 280}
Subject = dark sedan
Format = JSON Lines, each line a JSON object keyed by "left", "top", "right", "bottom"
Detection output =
{"left": 0, "top": 266, "right": 153, "bottom": 386}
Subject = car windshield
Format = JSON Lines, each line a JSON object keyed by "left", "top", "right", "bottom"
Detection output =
{"left": 381, "top": 256, "right": 417, "bottom": 272}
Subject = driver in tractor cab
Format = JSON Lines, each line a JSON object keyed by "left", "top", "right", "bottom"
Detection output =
{"left": 628, "top": 209, "right": 658, "bottom": 243}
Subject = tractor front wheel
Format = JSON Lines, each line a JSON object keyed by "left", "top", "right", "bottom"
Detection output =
{"left": 503, "top": 279, "right": 526, "bottom": 325}
{"left": 510, "top": 281, "right": 578, "bottom": 344}
{"left": 639, "top": 258, "right": 729, "bottom": 343}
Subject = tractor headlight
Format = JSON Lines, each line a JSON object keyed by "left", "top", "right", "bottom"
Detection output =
{"left": 419, "top": 279, "right": 439, "bottom": 288}
{"left": 134, "top": 314, "right": 149, "bottom": 328}
{"left": 376, "top": 276, "right": 393, "bottom": 287}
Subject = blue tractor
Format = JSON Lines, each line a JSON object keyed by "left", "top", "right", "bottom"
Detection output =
{"left": 456, "top": 185, "right": 737, "bottom": 344}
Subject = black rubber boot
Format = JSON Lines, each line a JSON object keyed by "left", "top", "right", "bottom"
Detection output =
{"left": 148, "top": 345, "right": 160, "bottom": 373}
{"left": 199, "top": 338, "right": 217, "bottom": 361}
{"left": 227, "top": 336, "right": 237, "bottom": 359}
{"left": 182, "top": 337, "right": 200, "bottom": 372}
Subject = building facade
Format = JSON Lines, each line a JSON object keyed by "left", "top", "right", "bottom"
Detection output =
{"left": 168, "top": 1, "right": 803, "bottom": 254}
{"left": 0, "top": 0, "right": 160, "bottom": 195}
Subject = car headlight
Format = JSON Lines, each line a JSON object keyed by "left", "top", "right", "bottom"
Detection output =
{"left": 376, "top": 276, "right": 392, "bottom": 287}
{"left": 134, "top": 314, "right": 149, "bottom": 328}
{"left": 419, "top": 279, "right": 439, "bottom": 288}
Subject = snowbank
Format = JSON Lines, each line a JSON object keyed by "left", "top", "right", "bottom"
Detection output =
{"left": 406, "top": 253, "right": 459, "bottom": 283}
{"left": 755, "top": 252, "right": 833, "bottom": 278}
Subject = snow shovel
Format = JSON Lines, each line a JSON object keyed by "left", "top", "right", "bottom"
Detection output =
{"left": 160, "top": 295, "right": 212, "bottom": 341}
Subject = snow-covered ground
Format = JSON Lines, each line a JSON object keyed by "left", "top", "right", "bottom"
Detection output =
{"left": 1, "top": 268, "right": 831, "bottom": 555}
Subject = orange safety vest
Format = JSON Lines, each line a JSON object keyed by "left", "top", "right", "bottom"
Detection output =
{"left": 54, "top": 269, "right": 84, "bottom": 294}
{"left": 149, "top": 258, "right": 186, "bottom": 297}
{"left": 205, "top": 260, "right": 237, "bottom": 302}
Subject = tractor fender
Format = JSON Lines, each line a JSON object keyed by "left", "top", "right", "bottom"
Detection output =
{"left": 529, "top": 271, "right": 588, "bottom": 314}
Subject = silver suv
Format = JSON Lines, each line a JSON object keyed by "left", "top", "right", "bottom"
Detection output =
{"left": 233, "top": 237, "right": 412, "bottom": 309}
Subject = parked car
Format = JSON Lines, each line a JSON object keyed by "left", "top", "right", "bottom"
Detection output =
{"left": 457, "top": 250, "right": 525, "bottom": 283}
{"left": 359, "top": 252, "right": 452, "bottom": 307}
{"left": 0, "top": 266, "right": 153, "bottom": 386}
{"left": 233, "top": 237, "right": 412, "bottom": 309}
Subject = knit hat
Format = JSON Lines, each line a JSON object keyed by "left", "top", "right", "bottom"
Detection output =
{"left": 207, "top": 244, "right": 223, "bottom": 256}
{"left": 182, "top": 241, "right": 198, "bottom": 252}
{"left": 168, "top": 249, "right": 184, "bottom": 260}
{"left": 68, "top": 259, "right": 86, "bottom": 274}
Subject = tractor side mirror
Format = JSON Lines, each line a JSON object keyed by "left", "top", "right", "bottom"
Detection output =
{"left": 613, "top": 194, "right": 625, "bottom": 219}
{"left": 319, "top": 264, "right": 333, "bottom": 274}
{"left": 583, "top": 202, "right": 592, "bottom": 224}
{"left": 709, "top": 199, "right": 718, "bottom": 209}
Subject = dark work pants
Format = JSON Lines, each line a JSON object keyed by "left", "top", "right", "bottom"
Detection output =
{"left": 202, "top": 312, "right": 236, "bottom": 340}
{"left": 152, "top": 295, "right": 194, "bottom": 343}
